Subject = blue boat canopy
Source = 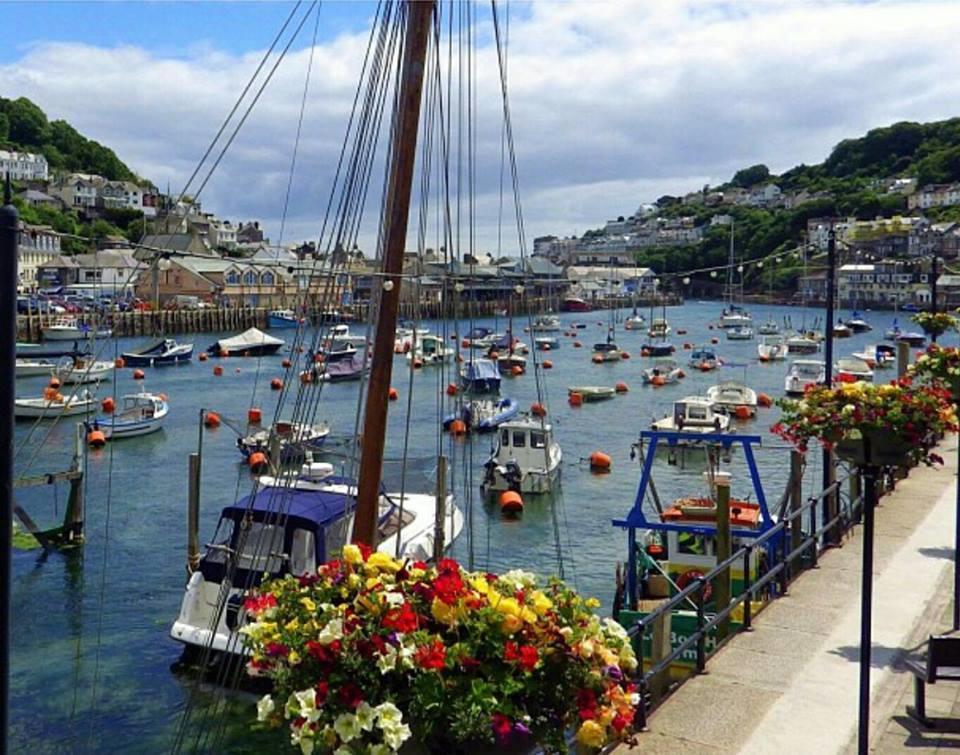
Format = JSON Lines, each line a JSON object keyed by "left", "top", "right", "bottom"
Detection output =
{"left": 222, "top": 483, "right": 354, "bottom": 529}
{"left": 462, "top": 359, "right": 501, "bottom": 381}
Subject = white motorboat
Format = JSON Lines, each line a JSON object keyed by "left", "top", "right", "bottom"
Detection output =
{"left": 707, "top": 381, "right": 759, "bottom": 417}
{"left": 530, "top": 314, "right": 561, "bottom": 332}
{"left": 482, "top": 416, "right": 562, "bottom": 494}
{"left": 641, "top": 358, "right": 684, "bottom": 385}
{"left": 238, "top": 420, "right": 331, "bottom": 462}
{"left": 591, "top": 341, "right": 621, "bottom": 362}
{"left": 624, "top": 312, "right": 646, "bottom": 331}
{"left": 786, "top": 333, "right": 819, "bottom": 354}
{"left": 844, "top": 311, "right": 872, "bottom": 333}
{"left": 836, "top": 356, "right": 874, "bottom": 383}
{"left": 42, "top": 317, "right": 112, "bottom": 341}
{"left": 15, "top": 358, "right": 57, "bottom": 378}
{"left": 170, "top": 464, "right": 463, "bottom": 656}
{"left": 647, "top": 318, "right": 671, "bottom": 338}
{"left": 208, "top": 327, "right": 284, "bottom": 356}
{"left": 757, "top": 334, "right": 787, "bottom": 362}
{"left": 408, "top": 334, "right": 452, "bottom": 365}
{"left": 757, "top": 319, "right": 780, "bottom": 335}
{"left": 851, "top": 345, "right": 893, "bottom": 369}
{"left": 726, "top": 325, "right": 754, "bottom": 341}
{"left": 328, "top": 323, "right": 367, "bottom": 344}
{"left": 719, "top": 304, "right": 752, "bottom": 330}
{"left": 689, "top": 346, "right": 720, "bottom": 371}
{"left": 785, "top": 359, "right": 826, "bottom": 396}
{"left": 53, "top": 358, "right": 115, "bottom": 384}
{"left": 832, "top": 322, "right": 853, "bottom": 338}
{"left": 88, "top": 393, "right": 169, "bottom": 439}
{"left": 15, "top": 390, "right": 96, "bottom": 419}
{"left": 652, "top": 396, "right": 731, "bottom": 434}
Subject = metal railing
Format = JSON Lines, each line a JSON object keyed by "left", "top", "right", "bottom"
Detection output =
{"left": 628, "top": 465, "right": 870, "bottom": 729}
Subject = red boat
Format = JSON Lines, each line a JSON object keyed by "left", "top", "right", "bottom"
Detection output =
{"left": 561, "top": 295, "right": 592, "bottom": 313}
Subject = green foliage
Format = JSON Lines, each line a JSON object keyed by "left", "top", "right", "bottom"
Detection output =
{"left": 731, "top": 163, "right": 771, "bottom": 188}
{"left": 0, "top": 96, "right": 137, "bottom": 181}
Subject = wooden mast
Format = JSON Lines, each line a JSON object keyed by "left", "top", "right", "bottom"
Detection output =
{"left": 353, "top": 0, "right": 435, "bottom": 547}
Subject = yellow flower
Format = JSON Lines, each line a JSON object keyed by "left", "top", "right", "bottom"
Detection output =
{"left": 501, "top": 614, "right": 523, "bottom": 635}
{"left": 342, "top": 544, "right": 363, "bottom": 565}
{"left": 431, "top": 597, "right": 461, "bottom": 626}
{"left": 492, "top": 595, "right": 522, "bottom": 618}
{"left": 285, "top": 617, "right": 301, "bottom": 632}
{"left": 366, "top": 552, "right": 402, "bottom": 573}
{"left": 288, "top": 650, "right": 301, "bottom": 665}
{"left": 576, "top": 720, "right": 607, "bottom": 748}
{"left": 469, "top": 576, "right": 490, "bottom": 595}
{"left": 584, "top": 597, "right": 601, "bottom": 609}
{"left": 347, "top": 573, "right": 362, "bottom": 589}
{"left": 520, "top": 607, "right": 538, "bottom": 624}
{"left": 300, "top": 597, "right": 316, "bottom": 613}
{"left": 531, "top": 591, "right": 553, "bottom": 616}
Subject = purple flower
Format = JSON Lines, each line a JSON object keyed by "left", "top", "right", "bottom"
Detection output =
{"left": 513, "top": 721, "right": 531, "bottom": 736}
{"left": 603, "top": 664, "right": 623, "bottom": 681}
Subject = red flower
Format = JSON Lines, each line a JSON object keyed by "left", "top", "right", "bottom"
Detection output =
{"left": 338, "top": 681, "right": 364, "bottom": 710}
{"left": 433, "top": 570, "right": 466, "bottom": 605}
{"left": 518, "top": 645, "right": 538, "bottom": 671}
{"left": 415, "top": 639, "right": 447, "bottom": 670}
{"left": 305, "top": 640, "right": 341, "bottom": 664}
{"left": 412, "top": 560, "right": 428, "bottom": 570}
{"left": 243, "top": 593, "right": 277, "bottom": 616}
{"left": 504, "top": 641, "right": 520, "bottom": 663}
{"left": 437, "top": 558, "right": 460, "bottom": 574}
{"left": 382, "top": 602, "right": 419, "bottom": 633}
{"left": 491, "top": 713, "right": 513, "bottom": 744}
{"left": 612, "top": 712, "right": 630, "bottom": 732}
{"left": 314, "top": 681, "right": 329, "bottom": 705}
{"left": 264, "top": 642, "right": 289, "bottom": 658}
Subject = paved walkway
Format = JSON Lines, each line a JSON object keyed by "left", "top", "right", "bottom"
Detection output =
{"left": 615, "top": 437, "right": 960, "bottom": 754}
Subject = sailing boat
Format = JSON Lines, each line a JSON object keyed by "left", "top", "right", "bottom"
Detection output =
{"left": 625, "top": 289, "right": 646, "bottom": 330}
{"left": 642, "top": 298, "right": 674, "bottom": 356}
{"left": 719, "top": 220, "right": 752, "bottom": 329}
{"left": 592, "top": 312, "right": 622, "bottom": 362}
{"left": 171, "top": 2, "right": 465, "bottom": 660}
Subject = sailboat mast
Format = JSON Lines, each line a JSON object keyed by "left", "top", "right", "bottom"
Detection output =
{"left": 727, "top": 218, "right": 735, "bottom": 305}
{"left": 353, "top": 0, "right": 435, "bottom": 547}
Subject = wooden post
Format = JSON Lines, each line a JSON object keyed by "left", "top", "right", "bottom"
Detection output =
{"left": 353, "top": 0, "right": 435, "bottom": 547}
{"left": 647, "top": 605, "right": 671, "bottom": 701}
{"left": 715, "top": 472, "right": 732, "bottom": 640}
{"left": 62, "top": 423, "right": 85, "bottom": 544}
{"left": 790, "top": 450, "right": 803, "bottom": 555}
{"left": 897, "top": 341, "right": 910, "bottom": 378}
{"left": 187, "top": 452, "right": 200, "bottom": 574}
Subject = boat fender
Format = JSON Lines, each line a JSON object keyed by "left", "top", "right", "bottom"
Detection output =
{"left": 542, "top": 360, "right": 553, "bottom": 369}
{"left": 248, "top": 451, "right": 269, "bottom": 474}
{"left": 676, "top": 570, "right": 712, "bottom": 602}
{"left": 500, "top": 490, "right": 524, "bottom": 514}
{"left": 589, "top": 451, "right": 612, "bottom": 472}
{"left": 43, "top": 387, "right": 58, "bottom": 401}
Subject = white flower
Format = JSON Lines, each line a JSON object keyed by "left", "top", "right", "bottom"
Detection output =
{"left": 376, "top": 648, "right": 398, "bottom": 674}
{"left": 381, "top": 721, "right": 412, "bottom": 750}
{"left": 333, "top": 747, "right": 352, "bottom": 755}
{"left": 333, "top": 713, "right": 361, "bottom": 743}
{"left": 500, "top": 569, "right": 537, "bottom": 589}
{"left": 317, "top": 618, "right": 344, "bottom": 645}
{"left": 355, "top": 701, "right": 377, "bottom": 731}
{"left": 298, "top": 735, "right": 315, "bottom": 755}
{"left": 369, "top": 745, "right": 392, "bottom": 755}
{"left": 602, "top": 617, "right": 629, "bottom": 641}
{"left": 294, "top": 688, "right": 321, "bottom": 724}
{"left": 383, "top": 591, "right": 405, "bottom": 607}
{"left": 375, "top": 701, "right": 403, "bottom": 728}
{"left": 256, "top": 694, "right": 275, "bottom": 722}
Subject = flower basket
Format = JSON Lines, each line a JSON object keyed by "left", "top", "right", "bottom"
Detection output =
{"left": 243, "top": 548, "right": 640, "bottom": 754}
{"left": 834, "top": 431, "right": 911, "bottom": 467}
{"left": 911, "top": 311, "right": 958, "bottom": 338}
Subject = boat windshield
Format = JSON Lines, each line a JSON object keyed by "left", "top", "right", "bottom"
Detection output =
{"left": 796, "top": 364, "right": 822, "bottom": 377}
{"left": 531, "top": 431, "right": 546, "bottom": 449}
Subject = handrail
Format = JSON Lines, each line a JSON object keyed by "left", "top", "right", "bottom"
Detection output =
{"left": 627, "top": 465, "right": 867, "bottom": 728}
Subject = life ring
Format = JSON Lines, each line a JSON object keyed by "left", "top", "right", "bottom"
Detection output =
{"left": 675, "top": 569, "right": 712, "bottom": 602}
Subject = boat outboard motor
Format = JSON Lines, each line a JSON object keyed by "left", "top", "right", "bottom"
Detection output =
{"left": 503, "top": 460, "right": 523, "bottom": 492}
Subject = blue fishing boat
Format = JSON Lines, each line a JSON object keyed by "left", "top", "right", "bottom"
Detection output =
{"left": 443, "top": 397, "right": 519, "bottom": 433}
{"left": 122, "top": 338, "right": 194, "bottom": 367}
{"left": 267, "top": 309, "right": 302, "bottom": 329}
{"left": 459, "top": 358, "right": 501, "bottom": 394}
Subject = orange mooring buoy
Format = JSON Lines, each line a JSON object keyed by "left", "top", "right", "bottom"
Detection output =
{"left": 592, "top": 354, "right": 604, "bottom": 364}
{"left": 101, "top": 396, "right": 116, "bottom": 414}
{"left": 511, "top": 365, "right": 524, "bottom": 376}
{"left": 446, "top": 382, "right": 458, "bottom": 396}
{"left": 543, "top": 360, "right": 553, "bottom": 369}
{"left": 500, "top": 490, "right": 524, "bottom": 514}
{"left": 219, "top": 349, "right": 229, "bottom": 358}
{"left": 388, "top": 387, "right": 399, "bottom": 401}
{"left": 281, "top": 358, "right": 292, "bottom": 368}
{"left": 589, "top": 451, "right": 612, "bottom": 472}
{"left": 758, "top": 392, "right": 773, "bottom": 408}
{"left": 735, "top": 405, "right": 752, "bottom": 420}
{"left": 204, "top": 411, "right": 221, "bottom": 428}
{"left": 133, "top": 369, "right": 145, "bottom": 380}
{"left": 87, "top": 429, "right": 106, "bottom": 448}
{"left": 213, "top": 365, "right": 223, "bottom": 377}
{"left": 248, "top": 451, "right": 268, "bottom": 473}
{"left": 248, "top": 407, "right": 263, "bottom": 424}
{"left": 568, "top": 392, "right": 583, "bottom": 407}
{"left": 711, "top": 337, "right": 719, "bottom": 345}
{"left": 198, "top": 352, "right": 208, "bottom": 362}
{"left": 270, "top": 378, "right": 283, "bottom": 391}
{"left": 573, "top": 341, "right": 582, "bottom": 348}
{"left": 413, "top": 358, "right": 423, "bottom": 369}
{"left": 531, "top": 402, "right": 547, "bottom": 417}
{"left": 449, "top": 418, "right": 467, "bottom": 435}
{"left": 114, "top": 357, "right": 125, "bottom": 368}
{"left": 615, "top": 382, "right": 629, "bottom": 393}
{"left": 621, "top": 351, "right": 630, "bottom": 360}
{"left": 641, "top": 348, "right": 651, "bottom": 357}
{"left": 652, "top": 375, "right": 666, "bottom": 387}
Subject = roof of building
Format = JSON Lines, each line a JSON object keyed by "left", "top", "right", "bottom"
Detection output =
{"left": 567, "top": 265, "right": 654, "bottom": 281}
{"left": 38, "top": 255, "right": 79, "bottom": 269}
{"left": 138, "top": 233, "right": 217, "bottom": 258}
{"left": 73, "top": 251, "right": 143, "bottom": 269}
{"left": 20, "top": 189, "right": 58, "bottom": 203}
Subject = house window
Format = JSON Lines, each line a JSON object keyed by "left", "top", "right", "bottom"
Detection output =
{"left": 243, "top": 270, "right": 257, "bottom": 286}
{"left": 261, "top": 272, "right": 275, "bottom": 285}
{"left": 226, "top": 271, "right": 240, "bottom": 285}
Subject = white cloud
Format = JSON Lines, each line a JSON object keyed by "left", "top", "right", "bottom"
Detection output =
{"left": 3, "top": 0, "right": 960, "bottom": 253}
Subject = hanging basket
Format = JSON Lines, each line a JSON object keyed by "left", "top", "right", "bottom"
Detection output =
{"left": 834, "top": 430, "right": 911, "bottom": 467}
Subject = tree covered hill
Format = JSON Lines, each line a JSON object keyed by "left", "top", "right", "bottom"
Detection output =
{"left": 0, "top": 95, "right": 139, "bottom": 182}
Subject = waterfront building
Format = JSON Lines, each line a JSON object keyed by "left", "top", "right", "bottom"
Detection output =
{"left": 37, "top": 249, "right": 144, "bottom": 294}
{"left": 17, "top": 222, "right": 61, "bottom": 291}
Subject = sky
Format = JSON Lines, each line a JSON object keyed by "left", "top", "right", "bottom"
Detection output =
{"left": 2, "top": 0, "right": 959, "bottom": 255}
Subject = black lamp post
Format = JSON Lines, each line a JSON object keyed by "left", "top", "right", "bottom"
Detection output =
{"left": 823, "top": 228, "right": 837, "bottom": 540}
{"left": 931, "top": 254, "right": 941, "bottom": 343}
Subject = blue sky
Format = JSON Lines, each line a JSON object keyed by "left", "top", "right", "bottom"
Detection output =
{"left": 0, "top": 2, "right": 372, "bottom": 63}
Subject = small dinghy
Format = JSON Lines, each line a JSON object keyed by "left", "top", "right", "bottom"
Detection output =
{"left": 482, "top": 416, "right": 562, "bottom": 495}
{"left": 15, "top": 358, "right": 58, "bottom": 378}
{"left": 530, "top": 314, "right": 561, "bottom": 332}
{"left": 707, "top": 381, "right": 759, "bottom": 418}
{"left": 786, "top": 333, "right": 819, "bottom": 354}
{"left": 15, "top": 389, "right": 96, "bottom": 419}
{"left": 443, "top": 397, "right": 520, "bottom": 433}
{"left": 87, "top": 392, "right": 168, "bottom": 439}
{"left": 238, "top": 420, "right": 331, "bottom": 462}
{"left": 757, "top": 318, "right": 780, "bottom": 335}
{"left": 641, "top": 358, "right": 684, "bottom": 385}
{"left": 42, "top": 316, "right": 111, "bottom": 341}
{"left": 591, "top": 341, "right": 622, "bottom": 362}
{"left": 267, "top": 309, "right": 302, "bottom": 329}
{"left": 726, "top": 325, "right": 754, "bottom": 341}
{"left": 567, "top": 385, "right": 616, "bottom": 401}
{"left": 123, "top": 338, "right": 194, "bottom": 367}
{"left": 757, "top": 334, "right": 787, "bottom": 362}
{"left": 207, "top": 327, "right": 284, "bottom": 356}
{"left": 408, "top": 334, "right": 452, "bottom": 365}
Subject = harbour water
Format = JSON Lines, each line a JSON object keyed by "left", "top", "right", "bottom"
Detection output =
{"left": 10, "top": 301, "right": 937, "bottom": 752}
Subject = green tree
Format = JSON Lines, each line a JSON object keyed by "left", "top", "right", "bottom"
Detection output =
{"left": 7, "top": 97, "right": 48, "bottom": 144}
{"left": 731, "top": 164, "right": 771, "bottom": 188}
{"left": 0, "top": 112, "right": 9, "bottom": 142}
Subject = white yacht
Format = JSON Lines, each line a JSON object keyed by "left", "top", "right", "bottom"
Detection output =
{"left": 482, "top": 416, "right": 562, "bottom": 494}
{"left": 757, "top": 334, "right": 787, "bottom": 361}
{"left": 707, "top": 381, "right": 759, "bottom": 417}
{"left": 784, "top": 359, "right": 826, "bottom": 396}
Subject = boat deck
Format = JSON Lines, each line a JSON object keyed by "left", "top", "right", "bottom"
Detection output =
{"left": 614, "top": 435, "right": 960, "bottom": 755}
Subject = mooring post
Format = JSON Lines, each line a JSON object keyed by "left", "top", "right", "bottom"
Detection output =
{"left": 0, "top": 176, "right": 18, "bottom": 752}
{"left": 714, "top": 471, "right": 732, "bottom": 641}
{"left": 187, "top": 453, "right": 201, "bottom": 575}
{"left": 897, "top": 341, "right": 910, "bottom": 379}
{"left": 63, "top": 423, "right": 86, "bottom": 544}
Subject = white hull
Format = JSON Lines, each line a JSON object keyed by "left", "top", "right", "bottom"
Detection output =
{"left": 54, "top": 362, "right": 115, "bottom": 384}
{"left": 43, "top": 327, "right": 111, "bottom": 341}
{"left": 15, "top": 360, "right": 56, "bottom": 377}
{"left": 15, "top": 396, "right": 95, "bottom": 418}
{"left": 485, "top": 462, "right": 561, "bottom": 494}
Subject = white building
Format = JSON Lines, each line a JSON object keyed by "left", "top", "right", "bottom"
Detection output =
{"left": 0, "top": 150, "right": 48, "bottom": 181}
{"left": 100, "top": 180, "right": 145, "bottom": 211}
{"left": 17, "top": 223, "right": 61, "bottom": 291}
{"left": 50, "top": 173, "right": 104, "bottom": 209}
{"left": 209, "top": 219, "right": 238, "bottom": 249}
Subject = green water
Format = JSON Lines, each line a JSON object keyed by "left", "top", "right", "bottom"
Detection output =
{"left": 10, "top": 302, "right": 927, "bottom": 751}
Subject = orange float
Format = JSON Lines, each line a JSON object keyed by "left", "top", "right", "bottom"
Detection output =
{"left": 270, "top": 378, "right": 283, "bottom": 391}
{"left": 621, "top": 351, "right": 630, "bottom": 360}
{"left": 388, "top": 387, "right": 399, "bottom": 401}
{"left": 757, "top": 393, "right": 773, "bottom": 408}
{"left": 615, "top": 382, "right": 629, "bottom": 393}
{"left": 213, "top": 365, "right": 224, "bottom": 376}
{"left": 651, "top": 375, "right": 666, "bottom": 387}
{"left": 641, "top": 348, "right": 651, "bottom": 357}
{"left": 449, "top": 419, "right": 467, "bottom": 435}
{"left": 511, "top": 365, "right": 524, "bottom": 376}
{"left": 413, "top": 359, "right": 423, "bottom": 369}
{"left": 114, "top": 357, "right": 125, "bottom": 368}
{"left": 531, "top": 402, "right": 547, "bottom": 417}
{"left": 446, "top": 383, "right": 458, "bottom": 396}
{"left": 87, "top": 429, "right": 107, "bottom": 448}
{"left": 500, "top": 490, "right": 524, "bottom": 514}
{"left": 132, "top": 368, "right": 146, "bottom": 380}
{"left": 248, "top": 451, "right": 269, "bottom": 473}
{"left": 219, "top": 349, "right": 229, "bottom": 358}
{"left": 540, "top": 343, "right": 551, "bottom": 351}
{"left": 568, "top": 392, "right": 584, "bottom": 407}
{"left": 573, "top": 341, "right": 582, "bottom": 348}
{"left": 735, "top": 405, "right": 752, "bottom": 420}
{"left": 281, "top": 358, "right": 292, "bottom": 368}
{"left": 489, "top": 351, "right": 500, "bottom": 360}
{"left": 101, "top": 397, "right": 116, "bottom": 414}
{"left": 542, "top": 360, "right": 553, "bottom": 369}
{"left": 589, "top": 451, "right": 612, "bottom": 472}
{"left": 198, "top": 352, "right": 208, "bottom": 362}
{"left": 592, "top": 354, "right": 604, "bottom": 364}
{"left": 248, "top": 407, "right": 263, "bottom": 424}
{"left": 204, "top": 411, "right": 221, "bottom": 428}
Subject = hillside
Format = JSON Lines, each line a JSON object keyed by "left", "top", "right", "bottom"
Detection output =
{"left": 0, "top": 95, "right": 138, "bottom": 181}
{"left": 622, "top": 117, "right": 960, "bottom": 292}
